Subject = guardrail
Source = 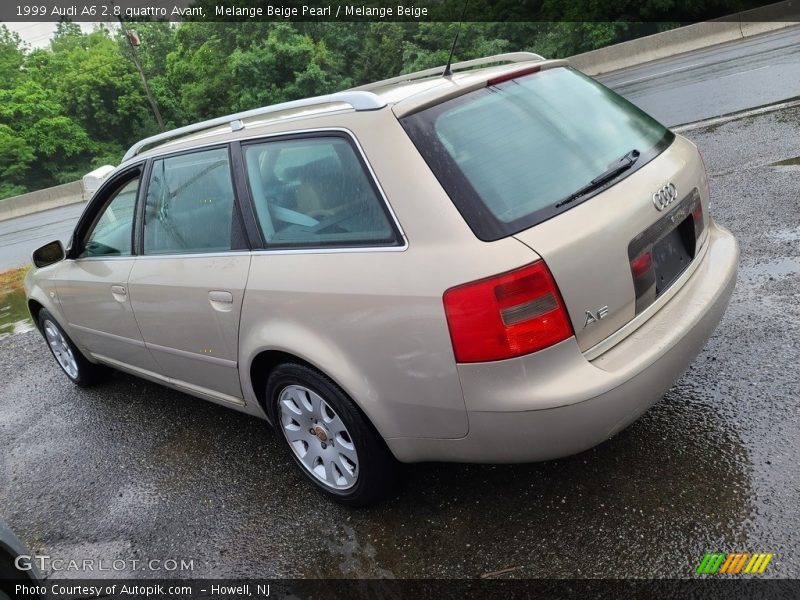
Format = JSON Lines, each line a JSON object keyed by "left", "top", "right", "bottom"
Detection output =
{"left": 0, "top": 181, "right": 85, "bottom": 223}
{"left": 570, "top": 0, "right": 799, "bottom": 75}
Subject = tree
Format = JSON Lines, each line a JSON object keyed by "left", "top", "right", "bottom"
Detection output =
{"left": 49, "top": 29, "right": 152, "bottom": 143}
{"left": 402, "top": 23, "right": 511, "bottom": 73}
{"left": 166, "top": 22, "right": 237, "bottom": 119}
{"left": 0, "top": 25, "right": 25, "bottom": 87}
{"left": 28, "top": 116, "right": 95, "bottom": 183}
{"left": 351, "top": 23, "right": 406, "bottom": 85}
{"left": 0, "top": 79, "right": 95, "bottom": 189}
{"left": 228, "top": 23, "right": 344, "bottom": 109}
{"left": 0, "top": 124, "right": 34, "bottom": 197}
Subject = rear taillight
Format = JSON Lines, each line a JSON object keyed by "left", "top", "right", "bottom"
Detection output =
{"left": 442, "top": 261, "right": 573, "bottom": 363}
{"left": 631, "top": 251, "right": 653, "bottom": 280}
{"left": 630, "top": 248, "right": 656, "bottom": 313}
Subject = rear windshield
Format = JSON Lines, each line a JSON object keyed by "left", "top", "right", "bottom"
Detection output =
{"left": 401, "top": 67, "right": 674, "bottom": 241}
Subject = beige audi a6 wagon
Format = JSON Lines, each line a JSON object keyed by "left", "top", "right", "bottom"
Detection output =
{"left": 26, "top": 53, "right": 738, "bottom": 505}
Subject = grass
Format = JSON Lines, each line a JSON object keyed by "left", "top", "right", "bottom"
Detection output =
{"left": 771, "top": 156, "right": 800, "bottom": 166}
{"left": 0, "top": 265, "right": 33, "bottom": 336}
{"left": 0, "top": 265, "right": 31, "bottom": 294}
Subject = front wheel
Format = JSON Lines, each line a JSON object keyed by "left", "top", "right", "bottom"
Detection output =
{"left": 38, "top": 309, "right": 109, "bottom": 387}
{"left": 267, "top": 363, "right": 397, "bottom": 507}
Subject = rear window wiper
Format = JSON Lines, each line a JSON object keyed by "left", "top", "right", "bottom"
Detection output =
{"left": 555, "top": 149, "right": 640, "bottom": 208}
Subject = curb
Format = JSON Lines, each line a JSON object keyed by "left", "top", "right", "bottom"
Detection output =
{"left": 673, "top": 96, "right": 800, "bottom": 132}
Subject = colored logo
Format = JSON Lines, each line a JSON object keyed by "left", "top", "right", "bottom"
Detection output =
{"left": 696, "top": 552, "right": 774, "bottom": 575}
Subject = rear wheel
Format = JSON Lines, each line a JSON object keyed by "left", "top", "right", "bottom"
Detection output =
{"left": 38, "top": 309, "right": 109, "bottom": 387}
{"left": 267, "top": 363, "right": 396, "bottom": 507}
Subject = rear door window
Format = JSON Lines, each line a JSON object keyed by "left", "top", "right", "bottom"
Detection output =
{"left": 243, "top": 135, "right": 401, "bottom": 248}
{"left": 143, "top": 147, "right": 245, "bottom": 255}
{"left": 401, "top": 66, "right": 674, "bottom": 241}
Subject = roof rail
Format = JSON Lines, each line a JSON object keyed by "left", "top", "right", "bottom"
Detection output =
{"left": 350, "top": 52, "right": 545, "bottom": 92}
{"left": 122, "top": 90, "right": 386, "bottom": 162}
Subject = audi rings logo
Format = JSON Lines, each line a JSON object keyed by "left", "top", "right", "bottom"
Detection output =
{"left": 652, "top": 183, "right": 678, "bottom": 211}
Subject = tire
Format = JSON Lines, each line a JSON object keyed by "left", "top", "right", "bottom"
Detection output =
{"left": 38, "top": 309, "right": 109, "bottom": 387}
{"left": 266, "top": 363, "right": 397, "bottom": 507}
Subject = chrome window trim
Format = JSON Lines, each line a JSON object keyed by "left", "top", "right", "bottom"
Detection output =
{"left": 68, "top": 252, "right": 251, "bottom": 262}
{"left": 240, "top": 127, "right": 408, "bottom": 252}
{"left": 78, "top": 129, "right": 408, "bottom": 257}
{"left": 583, "top": 234, "right": 710, "bottom": 361}
{"left": 65, "top": 256, "right": 137, "bottom": 263}
{"left": 141, "top": 144, "right": 248, "bottom": 257}
{"left": 250, "top": 245, "right": 407, "bottom": 256}
{"left": 69, "top": 245, "right": 407, "bottom": 261}
{"left": 127, "top": 251, "right": 251, "bottom": 261}
{"left": 141, "top": 126, "right": 409, "bottom": 253}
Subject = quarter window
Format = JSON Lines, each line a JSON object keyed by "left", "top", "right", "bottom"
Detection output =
{"left": 143, "top": 147, "right": 243, "bottom": 255}
{"left": 243, "top": 136, "right": 399, "bottom": 248}
{"left": 80, "top": 176, "right": 139, "bottom": 258}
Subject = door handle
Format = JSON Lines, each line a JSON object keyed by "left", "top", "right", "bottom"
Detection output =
{"left": 208, "top": 290, "right": 233, "bottom": 303}
{"left": 111, "top": 285, "right": 127, "bottom": 302}
{"left": 208, "top": 290, "right": 234, "bottom": 312}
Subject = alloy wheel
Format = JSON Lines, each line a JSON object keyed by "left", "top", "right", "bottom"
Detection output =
{"left": 43, "top": 319, "right": 79, "bottom": 379}
{"left": 278, "top": 384, "right": 359, "bottom": 490}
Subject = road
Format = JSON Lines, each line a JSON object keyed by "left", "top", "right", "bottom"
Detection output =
{"left": 1, "top": 100, "right": 798, "bottom": 579}
{"left": 599, "top": 26, "right": 800, "bottom": 127}
{"left": 0, "top": 27, "right": 798, "bottom": 271}
{"left": 0, "top": 202, "right": 84, "bottom": 270}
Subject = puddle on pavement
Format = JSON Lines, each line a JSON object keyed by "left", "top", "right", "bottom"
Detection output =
{"left": 769, "top": 226, "right": 800, "bottom": 243}
{"left": 0, "top": 280, "right": 34, "bottom": 340}
{"left": 739, "top": 256, "right": 800, "bottom": 278}
{"left": 769, "top": 155, "right": 800, "bottom": 170}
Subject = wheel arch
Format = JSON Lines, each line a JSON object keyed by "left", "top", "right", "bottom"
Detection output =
{"left": 27, "top": 298, "right": 45, "bottom": 330}
{"left": 249, "top": 349, "right": 315, "bottom": 421}
{"left": 246, "top": 346, "right": 390, "bottom": 442}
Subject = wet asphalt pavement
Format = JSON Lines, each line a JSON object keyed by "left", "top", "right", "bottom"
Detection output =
{"left": 598, "top": 26, "right": 800, "bottom": 127}
{"left": 0, "top": 203, "right": 83, "bottom": 271}
{"left": 1, "top": 105, "right": 799, "bottom": 580}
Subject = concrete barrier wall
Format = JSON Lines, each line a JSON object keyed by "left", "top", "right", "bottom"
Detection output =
{"left": 570, "top": 0, "right": 800, "bottom": 75}
{"left": 1, "top": 1, "right": 797, "bottom": 223}
{"left": 0, "top": 181, "right": 85, "bottom": 222}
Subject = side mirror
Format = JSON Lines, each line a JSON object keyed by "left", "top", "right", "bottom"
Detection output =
{"left": 32, "top": 240, "right": 65, "bottom": 268}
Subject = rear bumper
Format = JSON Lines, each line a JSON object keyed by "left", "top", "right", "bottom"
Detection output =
{"left": 386, "top": 221, "right": 738, "bottom": 463}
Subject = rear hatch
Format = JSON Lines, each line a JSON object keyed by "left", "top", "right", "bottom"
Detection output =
{"left": 512, "top": 138, "right": 707, "bottom": 351}
{"left": 401, "top": 65, "right": 709, "bottom": 353}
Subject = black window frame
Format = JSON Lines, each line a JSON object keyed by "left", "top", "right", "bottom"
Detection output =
{"left": 135, "top": 143, "right": 251, "bottom": 256}
{"left": 68, "top": 165, "right": 143, "bottom": 260}
{"left": 234, "top": 130, "right": 404, "bottom": 251}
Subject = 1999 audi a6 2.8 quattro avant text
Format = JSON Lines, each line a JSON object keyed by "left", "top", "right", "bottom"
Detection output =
{"left": 25, "top": 53, "right": 738, "bottom": 506}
